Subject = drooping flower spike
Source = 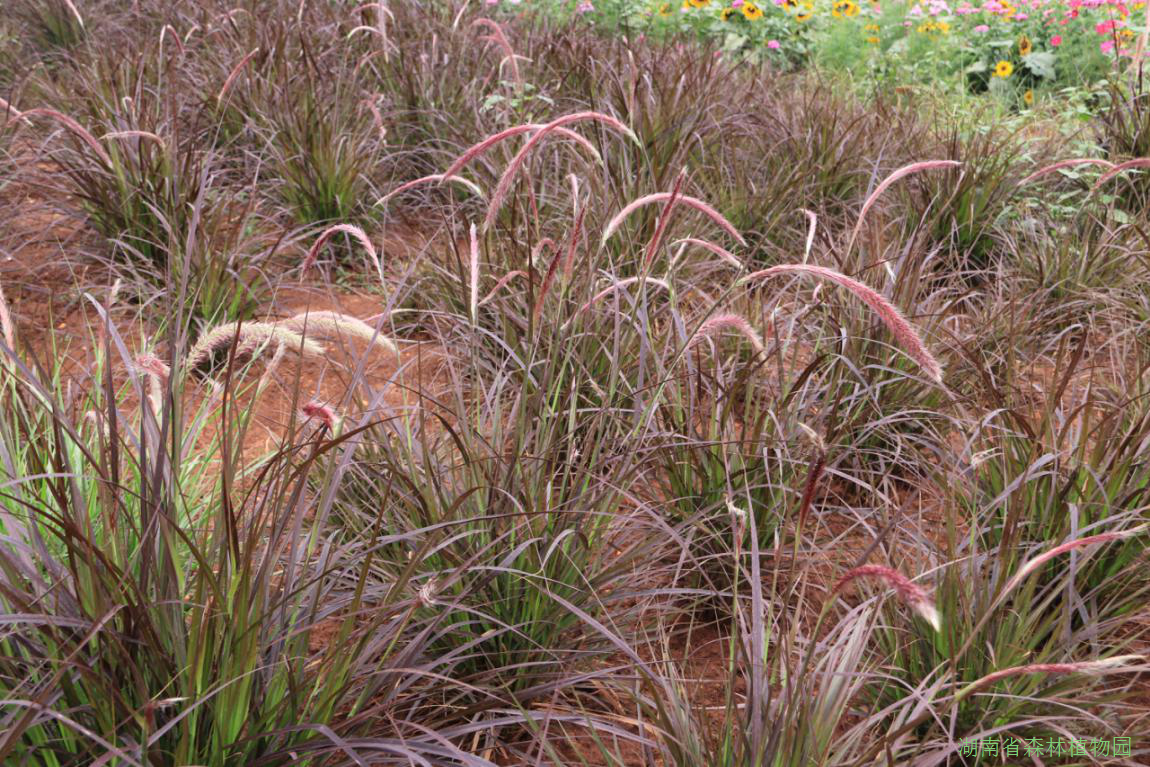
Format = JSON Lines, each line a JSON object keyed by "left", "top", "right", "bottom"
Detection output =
{"left": 739, "top": 264, "right": 943, "bottom": 384}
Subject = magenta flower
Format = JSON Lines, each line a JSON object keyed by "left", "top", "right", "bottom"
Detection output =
{"left": 974, "top": 23, "right": 989, "bottom": 31}
{"left": 1050, "top": 34, "right": 1062, "bottom": 45}
{"left": 767, "top": 39, "right": 781, "bottom": 49}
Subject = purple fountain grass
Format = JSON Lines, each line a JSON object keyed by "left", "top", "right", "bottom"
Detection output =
{"left": 0, "top": 282, "right": 14, "bottom": 350}
{"left": 135, "top": 353, "right": 171, "bottom": 383}
{"left": 472, "top": 18, "right": 523, "bottom": 87}
{"left": 833, "top": 564, "right": 941, "bottom": 631}
{"left": 350, "top": 1, "right": 395, "bottom": 58}
{"left": 642, "top": 172, "right": 685, "bottom": 266}
{"left": 216, "top": 47, "right": 260, "bottom": 104}
{"left": 469, "top": 223, "right": 480, "bottom": 325}
{"left": 848, "top": 160, "right": 962, "bottom": 252}
{"left": 10, "top": 108, "right": 112, "bottom": 165}
{"left": 566, "top": 276, "right": 673, "bottom": 327}
{"left": 796, "top": 450, "right": 826, "bottom": 531}
{"left": 0, "top": 98, "right": 31, "bottom": 127}
{"left": 301, "top": 224, "right": 381, "bottom": 281}
{"left": 280, "top": 311, "right": 398, "bottom": 355}
{"left": 479, "top": 270, "right": 527, "bottom": 306}
{"left": 740, "top": 264, "right": 943, "bottom": 384}
{"left": 602, "top": 192, "right": 747, "bottom": 248}
{"left": 301, "top": 400, "right": 340, "bottom": 431}
{"left": 185, "top": 322, "right": 326, "bottom": 373}
{"left": 100, "top": 130, "right": 166, "bottom": 146}
{"left": 485, "top": 112, "right": 637, "bottom": 229}
{"left": 440, "top": 123, "right": 601, "bottom": 182}
{"left": 532, "top": 247, "right": 565, "bottom": 324}
{"left": 376, "top": 174, "right": 484, "bottom": 207}
{"left": 1092, "top": 158, "right": 1150, "bottom": 192}
{"left": 956, "top": 655, "right": 1146, "bottom": 700}
{"left": 564, "top": 205, "right": 588, "bottom": 282}
{"left": 799, "top": 208, "right": 818, "bottom": 262}
{"left": 1002, "top": 527, "right": 1146, "bottom": 598}
{"left": 686, "top": 313, "right": 765, "bottom": 357}
{"left": 670, "top": 238, "right": 744, "bottom": 270}
{"left": 61, "top": 0, "right": 85, "bottom": 28}
{"left": 1019, "top": 158, "right": 1116, "bottom": 186}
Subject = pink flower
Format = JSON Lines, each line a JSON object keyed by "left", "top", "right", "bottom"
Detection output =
{"left": 576, "top": 0, "right": 594, "bottom": 11}
{"left": 974, "top": 23, "right": 990, "bottom": 31}
{"left": 767, "top": 39, "right": 781, "bottom": 49}
{"left": 732, "top": 0, "right": 744, "bottom": 7}
{"left": 1050, "top": 34, "right": 1062, "bottom": 45}
{"left": 1096, "top": 19, "right": 1117, "bottom": 34}
{"left": 1101, "top": 39, "right": 1116, "bottom": 53}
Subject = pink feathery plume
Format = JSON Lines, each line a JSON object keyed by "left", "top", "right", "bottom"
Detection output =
{"left": 301, "top": 400, "right": 339, "bottom": 431}
{"left": 848, "top": 160, "right": 962, "bottom": 251}
{"left": 568, "top": 276, "right": 673, "bottom": 326}
{"left": 1002, "top": 528, "right": 1145, "bottom": 597}
{"left": 602, "top": 192, "right": 747, "bottom": 248}
{"left": 440, "top": 123, "right": 601, "bottom": 181}
{"left": 1019, "top": 158, "right": 1116, "bottom": 186}
{"left": 216, "top": 47, "right": 260, "bottom": 103}
{"left": 741, "top": 264, "right": 943, "bottom": 384}
{"left": 301, "top": 224, "right": 381, "bottom": 281}
{"left": 671, "top": 238, "right": 744, "bottom": 270}
{"left": 485, "top": 112, "right": 637, "bottom": 229}
{"left": 686, "top": 313, "right": 765, "bottom": 357}
{"left": 479, "top": 270, "right": 527, "bottom": 306}
{"left": 472, "top": 18, "right": 522, "bottom": 87}
{"left": 14, "top": 108, "right": 112, "bottom": 166}
{"left": 643, "top": 172, "right": 685, "bottom": 266}
{"left": 135, "top": 353, "right": 171, "bottom": 383}
{"left": 799, "top": 208, "right": 818, "bottom": 262}
{"left": 533, "top": 246, "right": 565, "bottom": 324}
{"left": 1093, "top": 158, "right": 1150, "bottom": 192}
{"left": 0, "top": 282, "right": 14, "bottom": 350}
{"left": 376, "top": 173, "right": 484, "bottom": 206}
{"left": 100, "top": 130, "right": 166, "bottom": 146}
{"left": 957, "top": 655, "right": 1145, "bottom": 700}
{"left": 564, "top": 203, "right": 588, "bottom": 282}
{"left": 833, "top": 564, "right": 941, "bottom": 631}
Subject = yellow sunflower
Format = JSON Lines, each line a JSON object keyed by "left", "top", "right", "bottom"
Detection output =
{"left": 657, "top": 1, "right": 673, "bottom": 15}
{"left": 832, "top": 0, "right": 860, "bottom": 18}
{"left": 795, "top": 1, "right": 814, "bottom": 20}
{"left": 741, "top": 2, "right": 764, "bottom": 20}
{"left": 993, "top": 60, "right": 1014, "bottom": 78}
{"left": 1023, "top": 89, "right": 1034, "bottom": 106}
{"left": 720, "top": 6, "right": 735, "bottom": 20}
{"left": 689, "top": 0, "right": 711, "bottom": 7}
{"left": 1018, "top": 34, "right": 1032, "bottom": 56}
